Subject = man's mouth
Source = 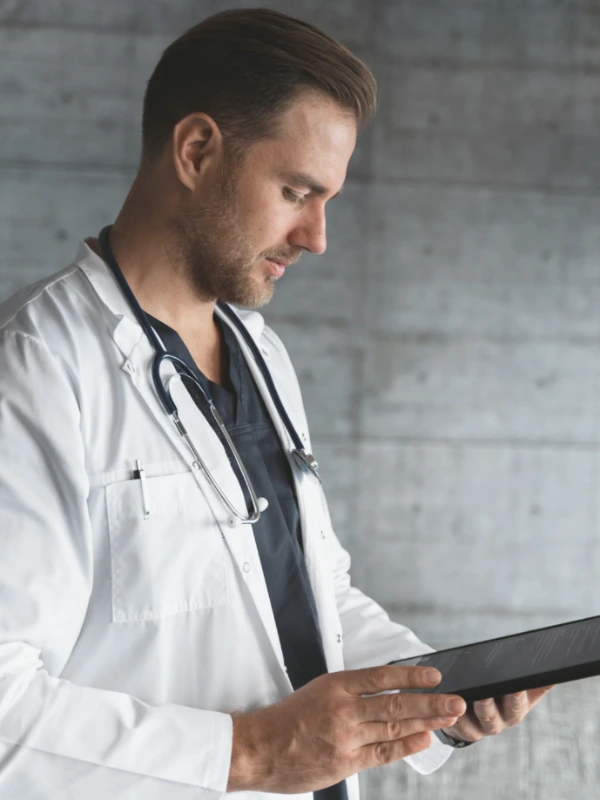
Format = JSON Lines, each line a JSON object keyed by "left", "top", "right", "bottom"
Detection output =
{"left": 264, "top": 258, "right": 287, "bottom": 278}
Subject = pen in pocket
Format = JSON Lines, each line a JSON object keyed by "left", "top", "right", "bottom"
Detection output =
{"left": 133, "top": 459, "right": 151, "bottom": 519}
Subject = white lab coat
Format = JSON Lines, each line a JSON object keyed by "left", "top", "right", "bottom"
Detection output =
{"left": 0, "top": 241, "right": 451, "bottom": 799}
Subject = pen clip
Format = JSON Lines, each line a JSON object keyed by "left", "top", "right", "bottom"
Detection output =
{"left": 134, "top": 459, "right": 151, "bottom": 519}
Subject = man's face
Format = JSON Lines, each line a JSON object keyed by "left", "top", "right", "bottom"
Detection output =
{"left": 172, "top": 92, "right": 357, "bottom": 309}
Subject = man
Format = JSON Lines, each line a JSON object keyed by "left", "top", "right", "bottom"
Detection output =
{"left": 0, "top": 9, "right": 550, "bottom": 799}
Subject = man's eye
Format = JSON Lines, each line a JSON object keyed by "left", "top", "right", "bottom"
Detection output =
{"left": 283, "top": 188, "right": 305, "bottom": 205}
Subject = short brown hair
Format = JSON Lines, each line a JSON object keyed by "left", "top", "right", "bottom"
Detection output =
{"left": 141, "top": 8, "right": 377, "bottom": 163}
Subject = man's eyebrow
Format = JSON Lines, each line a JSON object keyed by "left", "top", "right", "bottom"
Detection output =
{"left": 284, "top": 171, "right": 343, "bottom": 199}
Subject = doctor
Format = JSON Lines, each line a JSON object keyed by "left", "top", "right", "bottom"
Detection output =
{"left": 0, "top": 8, "right": 550, "bottom": 799}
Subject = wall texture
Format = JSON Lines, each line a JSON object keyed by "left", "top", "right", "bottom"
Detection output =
{"left": 2, "top": 1, "right": 600, "bottom": 797}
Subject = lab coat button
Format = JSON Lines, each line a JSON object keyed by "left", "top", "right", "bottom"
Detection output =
{"left": 243, "top": 562, "right": 250, "bottom": 573}
{"left": 336, "top": 633, "right": 342, "bottom": 644}
{"left": 320, "top": 530, "right": 325, "bottom": 539}
{"left": 192, "top": 461, "right": 201, "bottom": 470}
{"left": 125, "top": 362, "right": 135, "bottom": 373}
{"left": 261, "top": 347, "right": 269, "bottom": 357}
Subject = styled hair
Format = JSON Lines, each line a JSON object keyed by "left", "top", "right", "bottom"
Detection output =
{"left": 141, "top": 7, "right": 377, "bottom": 163}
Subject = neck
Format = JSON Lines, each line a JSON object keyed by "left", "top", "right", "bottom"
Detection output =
{"left": 90, "top": 171, "right": 217, "bottom": 340}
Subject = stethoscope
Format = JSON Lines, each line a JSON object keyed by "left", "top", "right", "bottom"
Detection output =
{"left": 98, "top": 225, "right": 320, "bottom": 528}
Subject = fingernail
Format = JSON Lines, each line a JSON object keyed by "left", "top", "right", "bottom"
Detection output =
{"left": 447, "top": 698, "right": 465, "bottom": 714}
{"left": 424, "top": 669, "right": 441, "bottom": 685}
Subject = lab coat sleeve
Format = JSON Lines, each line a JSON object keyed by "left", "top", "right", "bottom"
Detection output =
{"left": 327, "top": 527, "right": 454, "bottom": 774}
{"left": 0, "top": 329, "right": 233, "bottom": 798}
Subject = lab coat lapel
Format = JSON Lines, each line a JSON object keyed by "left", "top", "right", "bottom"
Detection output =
{"left": 295, "top": 471, "right": 346, "bottom": 674}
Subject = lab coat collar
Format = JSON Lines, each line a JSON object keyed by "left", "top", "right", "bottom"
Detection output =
{"left": 75, "top": 239, "right": 267, "bottom": 356}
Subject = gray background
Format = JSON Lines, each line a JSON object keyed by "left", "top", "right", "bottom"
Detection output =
{"left": 1, "top": 0, "right": 599, "bottom": 797}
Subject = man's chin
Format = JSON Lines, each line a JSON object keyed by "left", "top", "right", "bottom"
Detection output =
{"left": 222, "top": 279, "right": 276, "bottom": 310}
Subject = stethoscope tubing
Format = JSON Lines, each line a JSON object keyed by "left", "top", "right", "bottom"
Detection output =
{"left": 97, "top": 224, "right": 319, "bottom": 526}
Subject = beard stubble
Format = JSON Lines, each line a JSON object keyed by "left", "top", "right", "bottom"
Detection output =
{"left": 167, "top": 162, "right": 280, "bottom": 310}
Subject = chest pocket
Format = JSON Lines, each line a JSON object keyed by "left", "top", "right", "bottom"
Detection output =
{"left": 106, "top": 471, "right": 229, "bottom": 622}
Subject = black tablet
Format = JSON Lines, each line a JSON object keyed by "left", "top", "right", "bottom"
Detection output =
{"left": 389, "top": 614, "right": 600, "bottom": 703}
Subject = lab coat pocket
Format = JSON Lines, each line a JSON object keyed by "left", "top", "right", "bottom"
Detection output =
{"left": 106, "top": 471, "right": 229, "bottom": 622}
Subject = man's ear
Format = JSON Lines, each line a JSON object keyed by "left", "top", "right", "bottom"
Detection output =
{"left": 171, "top": 112, "right": 222, "bottom": 191}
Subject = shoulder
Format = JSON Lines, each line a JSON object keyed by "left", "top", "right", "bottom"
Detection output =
{"left": 0, "top": 247, "right": 108, "bottom": 397}
{"left": 0, "top": 239, "right": 118, "bottom": 367}
{"left": 0, "top": 261, "right": 94, "bottom": 344}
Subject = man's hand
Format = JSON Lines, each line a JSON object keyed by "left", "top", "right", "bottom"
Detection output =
{"left": 227, "top": 666, "right": 467, "bottom": 794}
{"left": 442, "top": 685, "right": 554, "bottom": 744}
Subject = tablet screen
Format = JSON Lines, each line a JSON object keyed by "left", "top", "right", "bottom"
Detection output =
{"left": 390, "top": 614, "right": 600, "bottom": 702}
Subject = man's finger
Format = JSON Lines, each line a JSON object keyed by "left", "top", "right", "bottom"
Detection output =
{"left": 354, "top": 732, "right": 435, "bottom": 772}
{"left": 500, "top": 691, "right": 528, "bottom": 723}
{"left": 356, "top": 715, "right": 458, "bottom": 747}
{"left": 343, "top": 665, "right": 441, "bottom": 696}
{"left": 357, "top": 690, "right": 466, "bottom": 723}
{"left": 501, "top": 685, "right": 554, "bottom": 722}
{"left": 526, "top": 685, "right": 555, "bottom": 705}
{"left": 472, "top": 698, "right": 504, "bottom": 735}
{"left": 443, "top": 710, "right": 484, "bottom": 743}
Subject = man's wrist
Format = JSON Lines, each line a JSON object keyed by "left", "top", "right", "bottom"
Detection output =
{"left": 227, "top": 713, "right": 271, "bottom": 792}
{"left": 228, "top": 715, "right": 255, "bottom": 791}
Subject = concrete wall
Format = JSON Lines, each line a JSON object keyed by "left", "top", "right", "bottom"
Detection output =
{"left": 2, "top": 1, "right": 600, "bottom": 797}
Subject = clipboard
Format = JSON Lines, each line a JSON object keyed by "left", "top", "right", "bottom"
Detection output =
{"left": 389, "top": 614, "right": 600, "bottom": 703}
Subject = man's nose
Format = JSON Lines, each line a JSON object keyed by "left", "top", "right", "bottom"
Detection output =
{"left": 290, "top": 207, "right": 327, "bottom": 255}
